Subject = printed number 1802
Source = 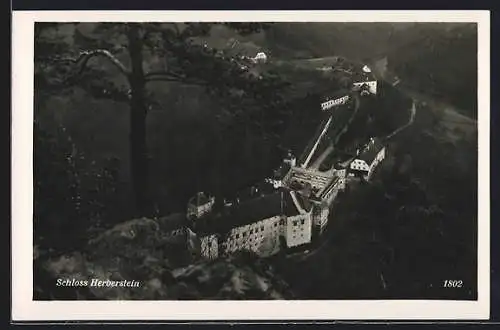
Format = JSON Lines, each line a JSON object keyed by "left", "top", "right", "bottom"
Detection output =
{"left": 443, "top": 280, "right": 463, "bottom": 288}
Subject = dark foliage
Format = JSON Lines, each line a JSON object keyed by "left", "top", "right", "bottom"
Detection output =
{"left": 387, "top": 24, "right": 477, "bottom": 118}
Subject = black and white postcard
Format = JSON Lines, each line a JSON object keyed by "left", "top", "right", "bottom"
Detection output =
{"left": 12, "top": 10, "right": 490, "bottom": 321}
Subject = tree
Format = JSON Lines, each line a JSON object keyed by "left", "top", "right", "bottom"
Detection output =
{"left": 36, "top": 22, "right": 290, "bottom": 216}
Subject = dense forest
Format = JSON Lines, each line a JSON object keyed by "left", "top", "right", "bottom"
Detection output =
{"left": 33, "top": 22, "right": 478, "bottom": 300}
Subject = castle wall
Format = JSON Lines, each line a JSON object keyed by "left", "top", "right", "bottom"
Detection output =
{"left": 313, "top": 205, "right": 329, "bottom": 234}
{"left": 287, "top": 167, "right": 333, "bottom": 191}
{"left": 187, "top": 197, "right": 215, "bottom": 219}
{"left": 321, "top": 94, "right": 350, "bottom": 111}
{"left": 221, "top": 215, "right": 283, "bottom": 258}
{"left": 285, "top": 213, "right": 313, "bottom": 248}
{"left": 200, "top": 234, "right": 218, "bottom": 260}
{"left": 350, "top": 159, "right": 370, "bottom": 172}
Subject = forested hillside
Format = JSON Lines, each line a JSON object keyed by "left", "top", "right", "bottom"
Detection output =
{"left": 386, "top": 24, "right": 477, "bottom": 118}
{"left": 260, "top": 23, "right": 478, "bottom": 118}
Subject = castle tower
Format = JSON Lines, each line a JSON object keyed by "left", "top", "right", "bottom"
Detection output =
{"left": 284, "top": 150, "right": 296, "bottom": 167}
{"left": 187, "top": 191, "right": 215, "bottom": 220}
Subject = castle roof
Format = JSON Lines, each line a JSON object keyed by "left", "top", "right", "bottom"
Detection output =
{"left": 358, "top": 138, "right": 385, "bottom": 164}
{"left": 194, "top": 189, "right": 304, "bottom": 236}
{"left": 319, "top": 176, "right": 340, "bottom": 199}
{"left": 188, "top": 192, "right": 211, "bottom": 206}
{"left": 292, "top": 191, "right": 313, "bottom": 212}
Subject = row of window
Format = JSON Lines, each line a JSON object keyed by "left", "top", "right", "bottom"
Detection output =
{"left": 293, "top": 174, "right": 329, "bottom": 183}
{"left": 292, "top": 219, "right": 306, "bottom": 226}
{"left": 321, "top": 96, "right": 350, "bottom": 110}
{"left": 234, "top": 222, "right": 279, "bottom": 240}
{"left": 291, "top": 233, "right": 306, "bottom": 240}
{"left": 351, "top": 164, "right": 369, "bottom": 170}
{"left": 225, "top": 234, "right": 274, "bottom": 253}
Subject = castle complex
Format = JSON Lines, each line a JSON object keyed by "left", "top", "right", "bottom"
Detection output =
{"left": 162, "top": 63, "right": 386, "bottom": 260}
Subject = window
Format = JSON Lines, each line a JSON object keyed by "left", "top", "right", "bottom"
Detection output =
{"left": 250, "top": 229, "right": 253, "bottom": 234}
{"left": 274, "top": 223, "right": 278, "bottom": 227}
{"left": 236, "top": 233, "right": 240, "bottom": 239}
{"left": 243, "top": 232, "right": 247, "bottom": 237}
{"left": 261, "top": 226, "right": 264, "bottom": 231}
{"left": 293, "top": 221, "right": 298, "bottom": 226}
{"left": 301, "top": 219, "right": 305, "bottom": 225}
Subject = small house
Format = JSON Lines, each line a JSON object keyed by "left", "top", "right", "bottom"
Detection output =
{"left": 349, "top": 138, "right": 386, "bottom": 180}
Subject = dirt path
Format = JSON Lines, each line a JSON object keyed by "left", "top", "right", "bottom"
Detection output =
{"left": 385, "top": 100, "right": 416, "bottom": 140}
{"left": 370, "top": 56, "right": 476, "bottom": 128}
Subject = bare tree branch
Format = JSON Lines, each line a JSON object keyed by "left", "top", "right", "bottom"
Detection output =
{"left": 144, "top": 70, "right": 184, "bottom": 80}
{"left": 49, "top": 50, "right": 130, "bottom": 77}
{"left": 74, "top": 49, "right": 131, "bottom": 76}
{"left": 145, "top": 75, "right": 208, "bottom": 86}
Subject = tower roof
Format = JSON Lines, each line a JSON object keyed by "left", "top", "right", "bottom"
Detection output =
{"left": 188, "top": 192, "right": 211, "bottom": 207}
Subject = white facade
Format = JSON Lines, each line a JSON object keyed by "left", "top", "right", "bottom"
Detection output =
{"left": 254, "top": 52, "right": 268, "bottom": 63}
{"left": 321, "top": 94, "right": 350, "bottom": 111}
{"left": 287, "top": 167, "right": 333, "bottom": 192}
{"left": 187, "top": 193, "right": 215, "bottom": 219}
{"left": 349, "top": 147, "right": 386, "bottom": 181}
{"left": 285, "top": 213, "right": 312, "bottom": 248}
{"left": 335, "top": 168, "right": 348, "bottom": 189}
{"left": 353, "top": 80, "right": 378, "bottom": 95}
{"left": 284, "top": 154, "right": 297, "bottom": 167}
{"left": 350, "top": 159, "right": 370, "bottom": 172}
{"left": 221, "top": 215, "right": 283, "bottom": 257}
{"left": 200, "top": 234, "right": 218, "bottom": 260}
{"left": 367, "top": 147, "right": 386, "bottom": 180}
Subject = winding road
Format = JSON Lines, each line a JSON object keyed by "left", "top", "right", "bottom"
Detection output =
{"left": 385, "top": 100, "right": 416, "bottom": 140}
